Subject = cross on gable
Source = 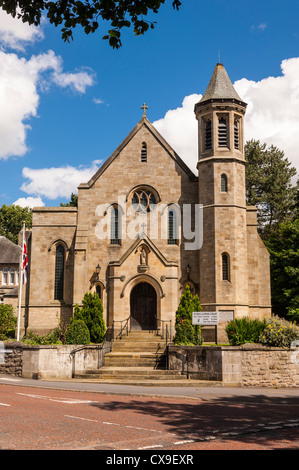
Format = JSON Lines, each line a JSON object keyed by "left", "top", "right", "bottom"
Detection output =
{"left": 141, "top": 103, "right": 148, "bottom": 117}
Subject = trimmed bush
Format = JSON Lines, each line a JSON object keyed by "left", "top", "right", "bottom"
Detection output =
{"left": 226, "top": 317, "right": 267, "bottom": 345}
{"left": 259, "top": 316, "right": 299, "bottom": 348}
{"left": 0, "top": 304, "right": 17, "bottom": 340}
{"left": 174, "top": 285, "right": 203, "bottom": 345}
{"left": 65, "top": 320, "right": 90, "bottom": 345}
{"left": 72, "top": 293, "right": 106, "bottom": 343}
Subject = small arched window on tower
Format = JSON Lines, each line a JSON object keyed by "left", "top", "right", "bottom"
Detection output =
{"left": 234, "top": 118, "right": 240, "bottom": 149}
{"left": 168, "top": 209, "right": 178, "bottom": 245}
{"left": 110, "top": 206, "right": 120, "bottom": 245}
{"left": 218, "top": 116, "right": 228, "bottom": 147}
{"left": 221, "top": 173, "right": 228, "bottom": 192}
{"left": 205, "top": 119, "right": 212, "bottom": 150}
{"left": 54, "top": 244, "right": 65, "bottom": 300}
{"left": 222, "top": 253, "right": 230, "bottom": 281}
{"left": 141, "top": 142, "right": 147, "bottom": 162}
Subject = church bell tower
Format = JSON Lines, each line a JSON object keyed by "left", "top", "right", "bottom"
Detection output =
{"left": 194, "top": 63, "right": 249, "bottom": 320}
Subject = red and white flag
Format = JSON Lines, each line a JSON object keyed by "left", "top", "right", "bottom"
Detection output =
{"left": 22, "top": 234, "right": 29, "bottom": 285}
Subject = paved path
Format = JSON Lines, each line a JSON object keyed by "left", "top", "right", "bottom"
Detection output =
{"left": 0, "top": 374, "right": 298, "bottom": 451}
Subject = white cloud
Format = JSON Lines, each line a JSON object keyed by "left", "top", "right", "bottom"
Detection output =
{"left": 154, "top": 58, "right": 299, "bottom": 178}
{"left": 20, "top": 161, "right": 101, "bottom": 200}
{"left": 0, "top": 8, "right": 44, "bottom": 51}
{"left": 93, "top": 97, "right": 104, "bottom": 105}
{"left": 13, "top": 196, "right": 45, "bottom": 209}
{"left": 0, "top": 50, "right": 95, "bottom": 159}
{"left": 153, "top": 94, "right": 201, "bottom": 174}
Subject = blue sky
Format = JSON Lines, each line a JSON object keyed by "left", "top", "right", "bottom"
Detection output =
{"left": 0, "top": 0, "right": 298, "bottom": 207}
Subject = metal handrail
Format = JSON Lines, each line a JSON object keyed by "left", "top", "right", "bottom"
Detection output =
{"left": 154, "top": 316, "right": 172, "bottom": 346}
{"left": 112, "top": 315, "right": 131, "bottom": 340}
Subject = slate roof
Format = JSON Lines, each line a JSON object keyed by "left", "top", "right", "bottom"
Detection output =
{"left": 0, "top": 236, "right": 21, "bottom": 264}
{"left": 197, "top": 63, "right": 246, "bottom": 107}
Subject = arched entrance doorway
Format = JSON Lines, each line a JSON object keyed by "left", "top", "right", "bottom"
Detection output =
{"left": 130, "top": 282, "right": 157, "bottom": 330}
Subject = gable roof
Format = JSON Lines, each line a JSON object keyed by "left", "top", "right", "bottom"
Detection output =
{"left": 109, "top": 233, "right": 178, "bottom": 268}
{"left": 0, "top": 236, "right": 21, "bottom": 264}
{"left": 78, "top": 116, "right": 197, "bottom": 189}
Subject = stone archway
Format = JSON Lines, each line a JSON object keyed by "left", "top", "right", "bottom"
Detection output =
{"left": 130, "top": 282, "right": 157, "bottom": 330}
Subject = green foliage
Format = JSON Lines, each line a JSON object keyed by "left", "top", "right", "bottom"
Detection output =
{"left": 265, "top": 218, "right": 299, "bottom": 320}
{"left": 174, "top": 285, "right": 202, "bottom": 345}
{"left": 0, "top": 204, "right": 32, "bottom": 244}
{"left": 245, "top": 140, "right": 297, "bottom": 237}
{"left": 0, "top": 1, "right": 182, "bottom": 48}
{"left": 65, "top": 319, "right": 90, "bottom": 345}
{"left": 259, "top": 316, "right": 299, "bottom": 348}
{"left": 0, "top": 304, "right": 17, "bottom": 340}
{"left": 60, "top": 193, "right": 78, "bottom": 207}
{"left": 21, "top": 322, "right": 67, "bottom": 345}
{"left": 226, "top": 317, "right": 267, "bottom": 346}
{"left": 72, "top": 293, "right": 105, "bottom": 343}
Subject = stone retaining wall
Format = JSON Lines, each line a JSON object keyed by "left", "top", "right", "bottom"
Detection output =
{"left": 1, "top": 341, "right": 299, "bottom": 387}
{"left": 168, "top": 344, "right": 299, "bottom": 387}
{"left": 0, "top": 341, "right": 111, "bottom": 380}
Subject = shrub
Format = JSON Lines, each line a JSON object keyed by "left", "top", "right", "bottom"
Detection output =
{"left": 0, "top": 304, "right": 17, "bottom": 339}
{"left": 72, "top": 293, "right": 105, "bottom": 343}
{"left": 174, "top": 319, "right": 202, "bottom": 345}
{"left": 65, "top": 320, "right": 90, "bottom": 345}
{"left": 259, "top": 316, "right": 299, "bottom": 348}
{"left": 173, "top": 285, "right": 203, "bottom": 345}
{"left": 226, "top": 317, "right": 267, "bottom": 345}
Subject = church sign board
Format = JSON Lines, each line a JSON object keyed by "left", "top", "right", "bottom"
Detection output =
{"left": 192, "top": 311, "right": 219, "bottom": 344}
{"left": 192, "top": 311, "right": 218, "bottom": 326}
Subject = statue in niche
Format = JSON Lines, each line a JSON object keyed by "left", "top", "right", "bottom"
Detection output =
{"left": 140, "top": 247, "right": 147, "bottom": 265}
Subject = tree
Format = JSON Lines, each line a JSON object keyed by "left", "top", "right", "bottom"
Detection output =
{"left": 245, "top": 140, "right": 297, "bottom": 238}
{"left": 0, "top": 204, "right": 32, "bottom": 244}
{"left": 60, "top": 193, "right": 78, "bottom": 207}
{"left": 0, "top": 0, "right": 182, "bottom": 48}
{"left": 72, "top": 292, "right": 106, "bottom": 343}
{"left": 265, "top": 217, "right": 299, "bottom": 322}
{"left": 174, "top": 285, "right": 202, "bottom": 345}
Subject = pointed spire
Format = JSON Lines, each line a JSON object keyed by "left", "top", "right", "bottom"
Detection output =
{"left": 197, "top": 63, "right": 246, "bottom": 106}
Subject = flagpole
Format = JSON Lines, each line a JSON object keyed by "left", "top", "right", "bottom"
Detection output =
{"left": 17, "top": 221, "right": 25, "bottom": 342}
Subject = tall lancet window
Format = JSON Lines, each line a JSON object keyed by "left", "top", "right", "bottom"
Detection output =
{"left": 110, "top": 206, "right": 120, "bottom": 245}
{"left": 222, "top": 253, "right": 230, "bottom": 281}
{"left": 234, "top": 118, "right": 240, "bottom": 149}
{"left": 168, "top": 210, "right": 178, "bottom": 245}
{"left": 221, "top": 173, "right": 228, "bottom": 192}
{"left": 54, "top": 244, "right": 65, "bottom": 300}
{"left": 141, "top": 142, "right": 147, "bottom": 162}
{"left": 205, "top": 119, "right": 212, "bottom": 150}
{"left": 218, "top": 116, "right": 228, "bottom": 147}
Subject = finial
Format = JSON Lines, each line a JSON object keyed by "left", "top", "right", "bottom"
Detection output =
{"left": 218, "top": 50, "right": 221, "bottom": 64}
{"left": 141, "top": 103, "right": 148, "bottom": 117}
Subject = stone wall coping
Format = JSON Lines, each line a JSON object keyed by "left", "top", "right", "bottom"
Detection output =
{"left": 168, "top": 343, "right": 295, "bottom": 352}
{"left": 2, "top": 341, "right": 104, "bottom": 351}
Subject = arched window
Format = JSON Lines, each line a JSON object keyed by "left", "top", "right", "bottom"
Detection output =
{"left": 54, "top": 244, "right": 65, "bottom": 300}
{"left": 234, "top": 119, "right": 240, "bottom": 149}
{"left": 222, "top": 253, "right": 229, "bottom": 281}
{"left": 218, "top": 116, "right": 228, "bottom": 147}
{"left": 168, "top": 209, "right": 178, "bottom": 245}
{"left": 141, "top": 142, "right": 147, "bottom": 162}
{"left": 96, "top": 285, "right": 102, "bottom": 299}
{"left": 221, "top": 173, "right": 228, "bottom": 192}
{"left": 205, "top": 119, "right": 212, "bottom": 150}
{"left": 110, "top": 206, "right": 120, "bottom": 245}
{"left": 131, "top": 189, "right": 157, "bottom": 213}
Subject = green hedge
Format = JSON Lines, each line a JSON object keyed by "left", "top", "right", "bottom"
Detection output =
{"left": 226, "top": 317, "right": 267, "bottom": 346}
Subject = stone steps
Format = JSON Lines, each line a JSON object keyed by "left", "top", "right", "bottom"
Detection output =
{"left": 74, "top": 330, "right": 185, "bottom": 384}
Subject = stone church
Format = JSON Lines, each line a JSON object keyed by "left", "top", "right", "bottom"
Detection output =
{"left": 21, "top": 63, "right": 271, "bottom": 339}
